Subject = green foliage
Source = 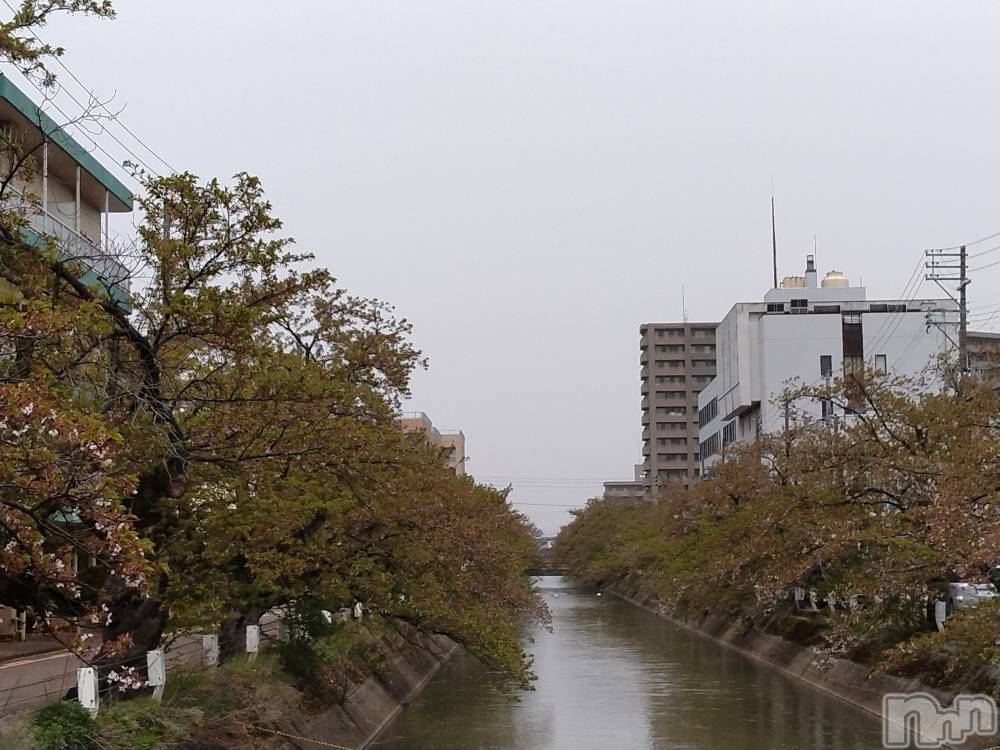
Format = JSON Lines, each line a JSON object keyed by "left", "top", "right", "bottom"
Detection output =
{"left": 0, "top": 4, "right": 547, "bottom": 683}
{"left": 555, "top": 373, "right": 1000, "bottom": 688}
{"left": 879, "top": 599, "right": 1000, "bottom": 686}
{"left": 93, "top": 697, "right": 192, "bottom": 750}
{"left": 28, "top": 700, "right": 96, "bottom": 750}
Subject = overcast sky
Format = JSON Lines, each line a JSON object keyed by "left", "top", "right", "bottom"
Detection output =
{"left": 27, "top": 0, "right": 1000, "bottom": 533}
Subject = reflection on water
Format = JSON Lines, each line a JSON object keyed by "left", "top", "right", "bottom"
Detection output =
{"left": 373, "top": 577, "right": 884, "bottom": 750}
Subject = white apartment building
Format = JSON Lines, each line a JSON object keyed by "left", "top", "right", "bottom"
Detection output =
{"left": 698, "top": 255, "right": 958, "bottom": 468}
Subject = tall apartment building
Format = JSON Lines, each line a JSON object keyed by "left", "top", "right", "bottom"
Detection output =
{"left": 398, "top": 411, "right": 467, "bottom": 475}
{"left": 697, "top": 255, "right": 958, "bottom": 469}
{"left": 638, "top": 321, "right": 718, "bottom": 491}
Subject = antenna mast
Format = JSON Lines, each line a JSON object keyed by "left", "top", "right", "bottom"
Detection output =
{"left": 771, "top": 196, "right": 778, "bottom": 288}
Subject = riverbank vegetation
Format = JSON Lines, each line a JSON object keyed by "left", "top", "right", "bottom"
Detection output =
{"left": 0, "top": 0, "right": 546, "bottom": 719}
{"left": 7, "top": 618, "right": 448, "bottom": 750}
{"left": 555, "top": 369, "right": 1000, "bottom": 694}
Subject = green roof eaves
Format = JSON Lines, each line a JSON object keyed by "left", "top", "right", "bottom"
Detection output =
{"left": 0, "top": 75, "right": 133, "bottom": 210}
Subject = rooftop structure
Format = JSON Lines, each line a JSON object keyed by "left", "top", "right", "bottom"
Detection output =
{"left": 698, "top": 255, "right": 958, "bottom": 468}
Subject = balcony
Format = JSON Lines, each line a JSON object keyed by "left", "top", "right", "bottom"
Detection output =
{"left": 640, "top": 352, "right": 648, "bottom": 365}
{"left": 23, "top": 208, "right": 130, "bottom": 304}
{"left": 641, "top": 396, "right": 649, "bottom": 410}
{"left": 640, "top": 366, "right": 649, "bottom": 380}
{"left": 640, "top": 380, "right": 649, "bottom": 396}
{"left": 0, "top": 74, "right": 133, "bottom": 307}
{"left": 641, "top": 427, "right": 650, "bottom": 441}
{"left": 641, "top": 412, "right": 650, "bottom": 426}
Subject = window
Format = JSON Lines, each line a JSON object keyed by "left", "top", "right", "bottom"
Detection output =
{"left": 655, "top": 344, "right": 684, "bottom": 352}
{"left": 691, "top": 328, "right": 715, "bottom": 338}
{"left": 656, "top": 328, "right": 683, "bottom": 338}
{"left": 691, "top": 344, "right": 716, "bottom": 353}
{"left": 693, "top": 374, "right": 714, "bottom": 384}
{"left": 657, "top": 453, "right": 687, "bottom": 462}
{"left": 821, "top": 398, "right": 834, "bottom": 421}
{"left": 657, "top": 437, "right": 687, "bottom": 446}
{"left": 656, "top": 406, "right": 686, "bottom": 416}
{"left": 874, "top": 354, "right": 888, "bottom": 374}
{"left": 656, "top": 375, "right": 685, "bottom": 384}
{"left": 842, "top": 314, "right": 864, "bottom": 400}
{"left": 698, "top": 397, "right": 718, "bottom": 427}
{"left": 814, "top": 304, "right": 841, "bottom": 314}
{"left": 657, "top": 390, "right": 686, "bottom": 400}
{"left": 766, "top": 302, "right": 785, "bottom": 313}
{"left": 820, "top": 355, "right": 833, "bottom": 378}
{"left": 887, "top": 304, "right": 907, "bottom": 313}
{"left": 790, "top": 298, "right": 808, "bottom": 314}
{"left": 656, "top": 422, "right": 686, "bottom": 431}
{"left": 691, "top": 359, "right": 715, "bottom": 368}
{"left": 657, "top": 469, "right": 688, "bottom": 479}
{"left": 699, "top": 432, "right": 721, "bottom": 460}
{"left": 869, "top": 303, "right": 888, "bottom": 313}
{"left": 722, "top": 420, "right": 737, "bottom": 446}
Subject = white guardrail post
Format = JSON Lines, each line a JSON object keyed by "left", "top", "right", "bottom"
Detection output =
{"left": 246, "top": 624, "right": 260, "bottom": 660}
{"left": 934, "top": 600, "right": 947, "bottom": 631}
{"left": 202, "top": 634, "right": 219, "bottom": 667}
{"left": 77, "top": 667, "right": 99, "bottom": 715}
{"left": 146, "top": 649, "right": 166, "bottom": 702}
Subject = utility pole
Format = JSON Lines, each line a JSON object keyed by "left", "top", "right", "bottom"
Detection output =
{"left": 925, "top": 244, "right": 970, "bottom": 374}
{"left": 959, "top": 245, "right": 968, "bottom": 372}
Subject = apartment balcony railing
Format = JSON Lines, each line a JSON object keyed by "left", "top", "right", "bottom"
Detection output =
{"left": 10, "top": 195, "right": 131, "bottom": 305}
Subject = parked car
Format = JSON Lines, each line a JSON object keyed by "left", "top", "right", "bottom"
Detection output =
{"left": 946, "top": 582, "right": 999, "bottom": 615}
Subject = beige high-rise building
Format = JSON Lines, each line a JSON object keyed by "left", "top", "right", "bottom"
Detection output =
{"left": 638, "top": 322, "right": 717, "bottom": 492}
{"left": 398, "top": 411, "right": 467, "bottom": 475}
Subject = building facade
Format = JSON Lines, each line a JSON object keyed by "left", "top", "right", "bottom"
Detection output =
{"left": 697, "top": 256, "right": 958, "bottom": 468}
{"left": 0, "top": 74, "right": 133, "bottom": 302}
{"left": 399, "top": 411, "right": 467, "bottom": 475}
{"left": 637, "top": 321, "right": 718, "bottom": 492}
{"left": 968, "top": 331, "right": 1000, "bottom": 389}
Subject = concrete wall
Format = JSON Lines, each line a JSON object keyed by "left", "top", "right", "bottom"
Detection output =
{"left": 278, "top": 632, "right": 458, "bottom": 750}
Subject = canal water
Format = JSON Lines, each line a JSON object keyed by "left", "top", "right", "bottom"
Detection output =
{"left": 374, "top": 576, "right": 885, "bottom": 750}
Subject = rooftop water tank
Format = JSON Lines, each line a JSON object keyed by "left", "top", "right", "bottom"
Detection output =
{"left": 821, "top": 271, "right": 850, "bottom": 288}
{"left": 781, "top": 275, "right": 806, "bottom": 288}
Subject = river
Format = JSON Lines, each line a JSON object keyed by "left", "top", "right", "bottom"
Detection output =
{"left": 373, "top": 576, "right": 885, "bottom": 750}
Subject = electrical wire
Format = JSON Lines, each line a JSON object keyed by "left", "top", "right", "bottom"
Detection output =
{"left": 971, "top": 256, "right": 1000, "bottom": 273}
{"left": 929, "top": 231, "right": 1000, "bottom": 252}
{"left": 1, "top": 0, "right": 173, "bottom": 176}
{"left": 969, "top": 243, "right": 1000, "bottom": 259}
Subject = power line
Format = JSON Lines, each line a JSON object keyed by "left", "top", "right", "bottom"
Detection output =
{"left": 1, "top": 0, "right": 174, "bottom": 176}
{"left": 971, "top": 256, "right": 1000, "bottom": 273}
{"left": 10, "top": 69, "right": 141, "bottom": 187}
{"left": 969, "top": 243, "right": 1000, "bottom": 259}
{"left": 929, "top": 231, "right": 1000, "bottom": 252}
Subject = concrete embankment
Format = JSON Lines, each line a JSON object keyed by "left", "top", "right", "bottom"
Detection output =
{"left": 609, "top": 579, "right": 1000, "bottom": 750}
{"left": 275, "top": 632, "right": 457, "bottom": 750}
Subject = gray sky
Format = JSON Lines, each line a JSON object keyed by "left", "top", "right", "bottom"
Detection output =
{"left": 31, "top": 0, "right": 1000, "bottom": 533}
